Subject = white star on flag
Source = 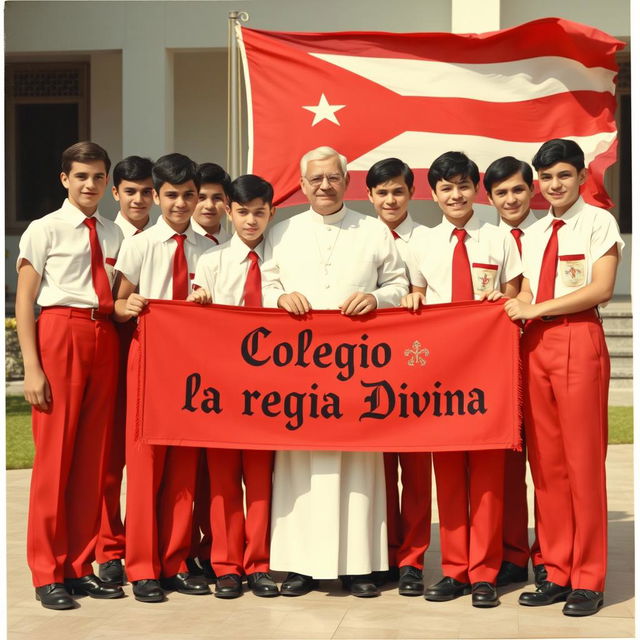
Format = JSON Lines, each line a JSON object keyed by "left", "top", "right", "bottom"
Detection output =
{"left": 302, "top": 93, "right": 346, "bottom": 126}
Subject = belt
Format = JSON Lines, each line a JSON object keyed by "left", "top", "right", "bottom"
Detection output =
{"left": 527, "top": 307, "right": 599, "bottom": 328}
{"left": 41, "top": 306, "right": 112, "bottom": 322}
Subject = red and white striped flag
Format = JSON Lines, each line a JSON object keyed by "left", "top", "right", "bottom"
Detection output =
{"left": 238, "top": 18, "right": 624, "bottom": 208}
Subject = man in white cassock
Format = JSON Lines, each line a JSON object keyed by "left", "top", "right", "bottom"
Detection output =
{"left": 262, "top": 146, "right": 409, "bottom": 597}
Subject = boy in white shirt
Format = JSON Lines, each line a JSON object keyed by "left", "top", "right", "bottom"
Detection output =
{"left": 402, "top": 151, "right": 521, "bottom": 608}
{"left": 366, "top": 157, "right": 431, "bottom": 596}
{"left": 189, "top": 174, "right": 278, "bottom": 598}
{"left": 114, "top": 153, "right": 212, "bottom": 603}
{"left": 191, "top": 162, "right": 232, "bottom": 245}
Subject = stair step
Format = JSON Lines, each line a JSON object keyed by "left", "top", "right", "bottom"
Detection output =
{"left": 611, "top": 369, "right": 633, "bottom": 380}
{"left": 605, "top": 336, "right": 634, "bottom": 350}
{"left": 601, "top": 317, "right": 634, "bottom": 331}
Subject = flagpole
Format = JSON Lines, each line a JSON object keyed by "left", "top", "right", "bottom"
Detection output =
{"left": 227, "top": 10, "right": 249, "bottom": 179}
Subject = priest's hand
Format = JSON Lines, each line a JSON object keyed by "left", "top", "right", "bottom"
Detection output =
{"left": 340, "top": 292, "right": 377, "bottom": 316}
{"left": 278, "top": 292, "right": 311, "bottom": 315}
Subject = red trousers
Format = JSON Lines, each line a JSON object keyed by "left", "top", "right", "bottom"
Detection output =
{"left": 189, "top": 450, "right": 213, "bottom": 561}
{"left": 27, "top": 309, "right": 118, "bottom": 587}
{"left": 522, "top": 313, "right": 609, "bottom": 591}
{"left": 124, "top": 335, "right": 200, "bottom": 581}
{"left": 383, "top": 452, "right": 432, "bottom": 569}
{"left": 96, "top": 320, "right": 135, "bottom": 563}
{"left": 503, "top": 446, "right": 543, "bottom": 567}
{"left": 207, "top": 449, "right": 274, "bottom": 576}
{"left": 433, "top": 449, "right": 504, "bottom": 584}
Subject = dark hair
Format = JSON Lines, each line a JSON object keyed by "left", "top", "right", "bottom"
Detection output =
{"left": 152, "top": 153, "right": 200, "bottom": 192}
{"left": 112, "top": 156, "right": 154, "bottom": 188}
{"left": 532, "top": 139, "right": 585, "bottom": 172}
{"left": 229, "top": 174, "right": 274, "bottom": 206}
{"left": 366, "top": 157, "right": 414, "bottom": 190}
{"left": 197, "top": 162, "right": 231, "bottom": 196}
{"left": 483, "top": 156, "right": 534, "bottom": 194}
{"left": 428, "top": 151, "right": 479, "bottom": 189}
{"left": 61, "top": 141, "right": 111, "bottom": 175}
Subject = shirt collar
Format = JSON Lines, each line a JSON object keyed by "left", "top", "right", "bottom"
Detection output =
{"left": 308, "top": 204, "right": 347, "bottom": 225}
{"left": 230, "top": 233, "right": 264, "bottom": 262}
{"left": 391, "top": 213, "right": 415, "bottom": 241}
{"left": 541, "top": 196, "right": 585, "bottom": 232}
{"left": 62, "top": 198, "right": 104, "bottom": 228}
{"left": 154, "top": 215, "right": 199, "bottom": 244}
{"left": 115, "top": 211, "right": 150, "bottom": 236}
{"left": 441, "top": 212, "right": 481, "bottom": 242}
{"left": 190, "top": 218, "right": 223, "bottom": 238}
{"left": 498, "top": 210, "right": 538, "bottom": 233}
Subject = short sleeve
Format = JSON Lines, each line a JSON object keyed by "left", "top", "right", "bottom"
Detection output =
{"left": 114, "top": 236, "right": 143, "bottom": 287}
{"left": 193, "top": 252, "right": 218, "bottom": 295}
{"left": 590, "top": 210, "right": 624, "bottom": 262}
{"left": 17, "top": 220, "right": 50, "bottom": 275}
{"left": 500, "top": 231, "right": 523, "bottom": 284}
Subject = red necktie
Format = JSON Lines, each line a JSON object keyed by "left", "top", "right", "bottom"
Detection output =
{"left": 511, "top": 228, "right": 523, "bottom": 257}
{"left": 451, "top": 228, "right": 473, "bottom": 302}
{"left": 205, "top": 233, "right": 219, "bottom": 245}
{"left": 242, "top": 251, "right": 261, "bottom": 307}
{"left": 172, "top": 234, "right": 189, "bottom": 300}
{"left": 83, "top": 217, "right": 114, "bottom": 314}
{"left": 391, "top": 230, "right": 400, "bottom": 240}
{"left": 536, "top": 219, "right": 565, "bottom": 303}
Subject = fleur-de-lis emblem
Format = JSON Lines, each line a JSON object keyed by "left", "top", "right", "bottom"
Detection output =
{"left": 404, "top": 340, "right": 429, "bottom": 367}
{"left": 480, "top": 272, "right": 490, "bottom": 287}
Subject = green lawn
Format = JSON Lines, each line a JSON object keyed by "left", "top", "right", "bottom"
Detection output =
{"left": 4, "top": 397, "right": 634, "bottom": 470}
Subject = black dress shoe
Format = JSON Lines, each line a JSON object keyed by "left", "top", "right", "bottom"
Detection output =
{"left": 132, "top": 579, "right": 165, "bottom": 603}
{"left": 160, "top": 572, "right": 211, "bottom": 595}
{"left": 340, "top": 574, "right": 380, "bottom": 598}
{"left": 496, "top": 561, "right": 528, "bottom": 587}
{"left": 200, "top": 558, "right": 217, "bottom": 581}
{"left": 398, "top": 566, "right": 424, "bottom": 596}
{"left": 35, "top": 583, "right": 74, "bottom": 610}
{"left": 280, "top": 572, "right": 318, "bottom": 597}
{"left": 214, "top": 573, "right": 243, "bottom": 599}
{"left": 65, "top": 574, "right": 124, "bottom": 599}
{"left": 371, "top": 565, "right": 399, "bottom": 587}
{"left": 533, "top": 564, "right": 548, "bottom": 587}
{"left": 518, "top": 581, "right": 571, "bottom": 606}
{"left": 98, "top": 559, "right": 125, "bottom": 585}
{"left": 424, "top": 576, "right": 472, "bottom": 601}
{"left": 185, "top": 557, "right": 203, "bottom": 576}
{"left": 472, "top": 582, "right": 500, "bottom": 607}
{"left": 247, "top": 572, "right": 279, "bottom": 597}
{"left": 562, "top": 589, "right": 604, "bottom": 616}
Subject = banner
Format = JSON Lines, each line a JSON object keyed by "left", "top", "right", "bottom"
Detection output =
{"left": 238, "top": 18, "right": 624, "bottom": 208}
{"left": 130, "top": 299, "right": 521, "bottom": 452}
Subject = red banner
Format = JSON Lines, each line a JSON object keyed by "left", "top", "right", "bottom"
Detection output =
{"left": 130, "top": 299, "right": 521, "bottom": 452}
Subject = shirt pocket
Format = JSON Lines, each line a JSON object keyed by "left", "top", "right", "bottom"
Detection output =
{"left": 558, "top": 254, "right": 586, "bottom": 288}
{"left": 471, "top": 262, "right": 498, "bottom": 295}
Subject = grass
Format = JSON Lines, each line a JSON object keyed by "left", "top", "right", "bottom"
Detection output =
{"left": 4, "top": 397, "right": 634, "bottom": 470}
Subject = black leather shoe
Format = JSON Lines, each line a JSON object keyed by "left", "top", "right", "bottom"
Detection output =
{"left": 496, "top": 561, "right": 528, "bottom": 587}
{"left": 35, "top": 583, "right": 74, "bottom": 610}
{"left": 562, "top": 589, "right": 604, "bottom": 616}
{"left": 340, "top": 574, "right": 380, "bottom": 598}
{"left": 214, "top": 573, "right": 243, "bottom": 599}
{"left": 247, "top": 572, "right": 279, "bottom": 597}
{"left": 185, "top": 557, "right": 203, "bottom": 576}
{"left": 280, "top": 572, "right": 318, "bottom": 597}
{"left": 533, "top": 564, "right": 548, "bottom": 587}
{"left": 398, "top": 566, "right": 424, "bottom": 596}
{"left": 424, "top": 576, "right": 471, "bottom": 601}
{"left": 65, "top": 574, "right": 124, "bottom": 599}
{"left": 200, "top": 558, "right": 217, "bottom": 581}
{"left": 132, "top": 579, "right": 165, "bottom": 603}
{"left": 472, "top": 582, "right": 500, "bottom": 607}
{"left": 98, "top": 559, "right": 125, "bottom": 585}
{"left": 160, "top": 572, "right": 211, "bottom": 595}
{"left": 519, "top": 581, "right": 571, "bottom": 606}
{"left": 371, "top": 566, "right": 398, "bottom": 587}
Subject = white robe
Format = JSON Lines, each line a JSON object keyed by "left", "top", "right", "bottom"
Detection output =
{"left": 262, "top": 206, "right": 408, "bottom": 578}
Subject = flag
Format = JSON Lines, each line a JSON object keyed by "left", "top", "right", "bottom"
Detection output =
{"left": 130, "top": 299, "right": 521, "bottom": 452}
{"left": 237, "top": 18, "right": 624, "bottom": 208}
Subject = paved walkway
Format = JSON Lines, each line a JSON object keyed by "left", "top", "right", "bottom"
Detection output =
{"left": 6, "top": 446, "right": 634, "bottom": 639}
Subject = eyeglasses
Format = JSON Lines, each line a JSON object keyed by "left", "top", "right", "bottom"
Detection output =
{"left": 303, "top": 174, "right": 345, "bottom": 187}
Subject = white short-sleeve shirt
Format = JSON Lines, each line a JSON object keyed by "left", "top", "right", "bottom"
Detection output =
{"left": 191, "top": 218, "right": 232, "bottom": 245}
{"left": 261, "top": 206, "right": 408, "bottom": 310}
{"left": 115, "top": 216, "right": 212, "bottom": 300}
{"left": 408, "top": 213, "right": 522, "bottom": 304}
{"left": 522, "top": 197, "right": 624, "bottom": 303}
{"left": 385, "top": 213, "right": 425, "bottom": 286}
{"left": 17, "top": 198, "right": 123, "bottom": 308}
{"left": 193, "top": 234, "right": 266, "bottom": 306}
{"left": 498, "top": 209, "right": 544, "bottom": 251}
{"left": 114, "top": 211, "right": 152, "bottom": 238}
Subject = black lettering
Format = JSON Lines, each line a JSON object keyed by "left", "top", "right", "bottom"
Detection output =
{"left": 467, "top": 388, "right": 487, "bottom": 414}
{"left": 182, "top": 372, "right": 201, "bottom": 412}
{"left": 202, "top": 387, "right": 222, "bottom": 414}
{"left": 360, "top": 379, "right": 394, "bottom": 420}
{"left": 241, "top": 389, "right": 261, "bottom": 415}
{"left": 241, "top": 327, "right": 271, "bottom": 366}
{"left": 444, "top": 390, "right": 465, "bottom": 416}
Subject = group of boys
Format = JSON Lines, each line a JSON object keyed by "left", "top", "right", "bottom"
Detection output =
{"left": 16, "top": 137, "right": 621, "bottom": 618}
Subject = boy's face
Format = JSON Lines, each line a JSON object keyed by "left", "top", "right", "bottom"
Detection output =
{"left": 432, "top": 174, "right": 478, "bottom": 227}
{"left": 228, "top": 198, "right": 275, "bottom": 249}
{"left": 300, "top": 156, "right": 349, "bottom": 215}
{"left": 153, "top": 180, "right": 198, "bottom": 232}
{"left": 193, "top": 182, "right": 229, "bottom": 233}
{"left": 537, "top": 162, "right": 586, "bottom": 215}
{"left": 488, "top": 172, "right": 534, "bottom": 228}
{"left": 368, "top": 176, "right": 415, "bottom": 229}
{"left": 112, "top": 178, "right": 154, "bottom": 227}
{"left": 60, "top": 160, "right": 108, "bottom": 215}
